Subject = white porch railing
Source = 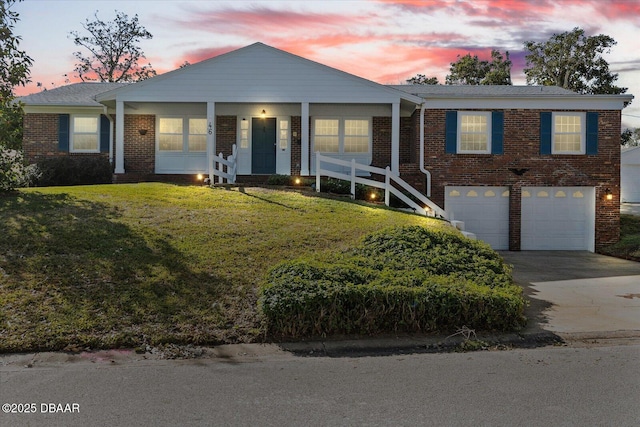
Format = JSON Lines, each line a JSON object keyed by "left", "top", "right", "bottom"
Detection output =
{"left": 211, "top": 144, "right": 237, "bottom": 184}
{"left": 315, "top": 153, "right": 447, "bottom": 219}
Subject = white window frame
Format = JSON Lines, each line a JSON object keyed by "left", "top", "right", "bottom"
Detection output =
{"left": 457, "top": 111, "right": 491, "bottom": 154}
{"left": 156, "top": 116, "right": 207, "bottom": 153}
{"left": 312, "top": 117, "right": 371, "bottom": 154}
{"left": 552, "top": 112, "right": 586, "bottom": 155}
{"left": 70, "top": 115, "right": 100, "bottom": 153}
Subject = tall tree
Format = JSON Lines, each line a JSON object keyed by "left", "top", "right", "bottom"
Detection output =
{"left": 523, "top": 27, "right": 627, "bottom": 95}
{"left": 0, "top": 0, "right": 32, "bottom": 150}
{"left": 406, "top": 74, "right": 439, "bottom": 85}
{"left": 445, "top": 49, "right": 512, "bottom": 85}
{"left": 70, "top": 11, "right": 156, "bottom": 82}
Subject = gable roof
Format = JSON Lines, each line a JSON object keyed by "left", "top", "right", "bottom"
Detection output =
{"left": 95, "top": 42, "right": 423, "bottom": 105}
{"left": 18, "top": 82, "right": 128, "bottom": 107}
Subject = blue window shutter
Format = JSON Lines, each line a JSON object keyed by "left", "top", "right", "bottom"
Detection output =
{"left": 100, "top": 114, "right": 110, "bottom": 153}
{"left": 539, "top": 112, "right": 552, "bottom": 155}
{"left": 586, "top": 112, "right": 598, "bottom": 155}
{"left": 58, "top": 114, "right": 70, "bottom": 151}
{"left": 491, "top": 111, "right": 504, "bottom": 154}
{"left": 445, "top": 111, "right": 457, "bottom": 153}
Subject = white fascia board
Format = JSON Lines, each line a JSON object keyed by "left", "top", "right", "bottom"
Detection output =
{"left": 23, "top": 105, "right": 105, "bottom": 114}
{"left": 422, "top": 95, "right": 633, "bottom": 111}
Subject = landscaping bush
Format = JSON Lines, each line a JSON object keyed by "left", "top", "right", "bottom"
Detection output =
{"left": 0, "top": 147, "right": 40, "bottom": 193}
{"left": 260, "top": 226, "right": 525, "bottom": 338}
{"left": 36, "top": 156, "right": 112, "bottom": 186}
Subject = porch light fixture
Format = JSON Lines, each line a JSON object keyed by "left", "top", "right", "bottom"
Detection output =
{"left": 197, "top": 174, "right": 204, "bottom": 181}
{"left": 260, "top": 109, "right": 266, "bottom": 119}
{"left": 138, "top": 129, "right": 148, "bottom": 135}
{"left": 294, "top": 177, "right": 302, "bottom": 185}
{"left": 605, "top": 188, "right": 613, "bottom": 201}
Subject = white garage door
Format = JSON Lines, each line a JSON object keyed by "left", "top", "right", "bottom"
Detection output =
{"left": 621, "top": 165, "right": 640, "bottom": 203}
{"left": 521, "top": 187, "right": 595, "bottom": 251}
{"left": 445, "top": 186, "right": 509, "bottom": 250}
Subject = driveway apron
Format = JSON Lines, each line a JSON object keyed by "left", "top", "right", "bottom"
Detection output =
{"left": 499, "top": 251, "right": 640, "bottom": 337}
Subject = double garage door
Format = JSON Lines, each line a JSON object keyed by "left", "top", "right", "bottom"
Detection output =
{"left": 445, "top": 186, "right": 595, "bottom": 251}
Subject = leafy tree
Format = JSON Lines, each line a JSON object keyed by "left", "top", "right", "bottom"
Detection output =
{"left": 1, "top": 0, "right": 32, "bottom": 152}
{"left": 69, "top": 11, "right": 156, "bottom": 82}
{"left": 445, "top": 49, "right": 512, "bottom": 85}
{"left": 621, "top": 128, "right": 640, "bottom": 147}
{"left": 524, "top": 27, "right": 627, "bottom": 95}
{"left": 406, "top": 74, "right": 439, "bottom": 85}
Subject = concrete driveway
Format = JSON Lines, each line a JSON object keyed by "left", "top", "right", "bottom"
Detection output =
{"left": 499, "top": 251, "right": 640, "bottom": 338}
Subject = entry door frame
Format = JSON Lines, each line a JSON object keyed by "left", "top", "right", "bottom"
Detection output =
{"left": 251, "top": 117, "right": 276, "bottom": 174}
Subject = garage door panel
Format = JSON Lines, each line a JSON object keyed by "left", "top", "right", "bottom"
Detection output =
{"left": 445, "top": 186, "right": 509, "bottom": 250}
{"left": 521, "top": 187, "right": 595, "bottom": 251}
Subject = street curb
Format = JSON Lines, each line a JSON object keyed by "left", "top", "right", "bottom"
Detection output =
{"left": 278, "top": 330, "right": 565, "bottom": 357}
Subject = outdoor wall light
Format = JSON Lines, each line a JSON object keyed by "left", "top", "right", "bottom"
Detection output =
{"left": 294, "top": 177, "right": 302, "bottom": 185}
{"left": 369, "top": 192, "right": 377, "bottom": 201}
{"left": 197, "top": 174, "right": 204, "bottom": 181}
{"left": 260, "top": 109, "right": 267, "bottom": 119}
{"left": 138, "top": 129, "right": 148, "bottom": 135}
{"left": 605, "top": 188, "right": 613, "bottom": 201}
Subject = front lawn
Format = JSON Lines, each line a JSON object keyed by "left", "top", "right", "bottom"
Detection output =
{"left": 1, "top": 183, "right": 456, "bottom": 352}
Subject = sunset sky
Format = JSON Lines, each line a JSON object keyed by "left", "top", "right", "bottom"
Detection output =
{"left": 13, "top": 0, "right": 640, "bottom": 128}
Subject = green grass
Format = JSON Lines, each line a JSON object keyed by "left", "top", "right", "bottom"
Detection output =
{"left": 600, "top": 214, "right": 640, "bottom": 260}
{"left": 0, "top": 183, "right": 452, "bottom": 352}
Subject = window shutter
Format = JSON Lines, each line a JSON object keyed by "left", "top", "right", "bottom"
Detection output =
{"left": 491, "top": 111, "right": 504, "bottom": 154}
{"left": 100, "top": 114, "right": 110, "bottom": 153}
{"left": 58, "top": 114, "right": 70, "bottom": 152}
{"left": 445, "top": 111, "right": 457, "bottom": 153}
{"left": 539, "top": 112, "right": 552, "bottom": 155}
{"left": 586, "top": 112, "right": 598, "bottom": 155}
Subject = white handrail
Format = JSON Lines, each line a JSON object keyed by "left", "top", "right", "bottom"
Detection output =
{"left": 315, "top": 153, "right": 447, "bottom": 219}
{"left": 212, "top": 144, "right": 237, "bottom": 184}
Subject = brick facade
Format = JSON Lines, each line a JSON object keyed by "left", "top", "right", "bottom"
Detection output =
{"left": 420, "top": 109, "right": 621, "bottom": 250}
{"left": 123, "top": 115, "right": 155, "bottom": 175}
{"left": 22, "top": 107, "right": 622, "bottom": 250}
{"left": 23, "top": 113, "right": 108, "bottom": 163}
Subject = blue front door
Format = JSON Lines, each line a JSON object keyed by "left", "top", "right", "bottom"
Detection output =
{"left": 252, "top": 118, "right": 276, "bottom": 174}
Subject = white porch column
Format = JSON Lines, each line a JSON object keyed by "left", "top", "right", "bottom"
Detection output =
{"left": 114, "top": 100, "right": 125, "bottom": 174}
{"left": 300, "top": 102, "right": 310, "bottom": 176}
{"left": 207, "top": 102, "right": 216, "bottom": 180}
{"left": 391, "top": 101, "right": 400, "bottom": 175}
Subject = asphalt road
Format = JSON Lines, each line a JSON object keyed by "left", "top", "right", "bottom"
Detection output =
{"left": 1, "top": 343, "right": 639, "bottom": 426}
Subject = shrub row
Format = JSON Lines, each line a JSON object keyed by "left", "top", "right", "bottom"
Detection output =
{"left": 259, "top": 226, "right": 525, "bottom": 338}
{"left": 36, "top": 156, "right": 112, "bottom": 187}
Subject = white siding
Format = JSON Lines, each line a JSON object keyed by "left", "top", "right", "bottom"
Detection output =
{"left": 99, "top": 44, "right": 418, "bottom": 105}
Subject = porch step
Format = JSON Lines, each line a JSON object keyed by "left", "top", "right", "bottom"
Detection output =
{"left": 461, "top": 231, "right": 477, "bottom": 240}
{"left": 450, "top": 220, "right": 465, "bottom": 231}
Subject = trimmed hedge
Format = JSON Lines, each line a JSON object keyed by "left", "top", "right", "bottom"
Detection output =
{"left": 260, "top": 226, "right": 525, "bottom": 338}
{"left": 36, "top": 156, "right": 112, "bottom": 187}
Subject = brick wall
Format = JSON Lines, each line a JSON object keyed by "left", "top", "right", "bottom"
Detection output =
{"left": 123, "top": 115, "right": 155, "bottom": 174}
{"left": 421, "top": 108, "right": 621, "bottom": 250}
{"left": 216, "top": 116, "right": 236, "bottom": 157}
{"left": 291, "top": 116, "right": 302, "bottom": 176}
{"left": 23, "top": 113, "right": 108, "bottom": 163}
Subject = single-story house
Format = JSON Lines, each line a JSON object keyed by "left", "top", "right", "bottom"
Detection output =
{"left": 19, "top": 42, "right": 633, "bottom": 252}
{"left": 621, "top": 146, "right": 640, "bottom": 203}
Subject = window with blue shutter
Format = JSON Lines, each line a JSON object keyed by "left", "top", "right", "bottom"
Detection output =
{"left": 586, "top": 112, "right": 598, "bottom": 155}
{"left": 100, "top": 114, "right": 110, "bottom": 153}
{"left": 58, "top": 114, "right": 70, "bottom": 152}
{"left": 539, "top": 112, "right": 552, "bottom": 155}
{"left": 445, "top": 111, "right": 457, "bottom": 153}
